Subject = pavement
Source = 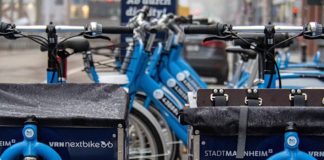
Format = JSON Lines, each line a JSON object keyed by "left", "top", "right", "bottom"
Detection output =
{"left": 0, "top": 49, "right": 94, "bottom": 83}
{"left": 0, "top": 48, "right": 224, "bottom": 88}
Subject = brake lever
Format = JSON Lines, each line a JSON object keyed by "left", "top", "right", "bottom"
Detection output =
{"left": 83, "top": 34, "right": 111, "bottom": 41}
{"left": 1, "top": 30, "right": 21, "bottom": 40}
{"left": 203, "top": 35, "right": 233, "bottom": 42}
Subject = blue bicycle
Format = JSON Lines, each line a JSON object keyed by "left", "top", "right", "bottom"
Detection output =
{"left": 84, "top": 11, "right": 219, "bottom": 159}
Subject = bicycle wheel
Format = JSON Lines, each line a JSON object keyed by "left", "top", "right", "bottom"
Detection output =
{"left": 129, "top": 101, "right": 166, "bottom": 160}
{"left": 136, "top": 96, "right": 179, "bottom": 160}
{"left": 148, "top": 106, "right": 179, "bottom": 160}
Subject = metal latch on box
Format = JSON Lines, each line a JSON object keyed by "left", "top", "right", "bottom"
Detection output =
{"left": 244, "top": 89, "right": 262, "bottom": 106}
{"left": 289, "top": 89, "right": 307, "bottom": 106}
{"left": 210, "top": 89, "right": 228, "bottom": 106}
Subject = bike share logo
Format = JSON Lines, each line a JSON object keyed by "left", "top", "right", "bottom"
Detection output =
{"left": 48, "top": 140, "right": 114, "bottom": 149}
{"left": 0, "top": 139, "right": 113, "bottom": 149}
{"left": 167, "top": 78, "right": 188, "bottom": 100}
{"left": 153, "top": 89, "right": 179, "bottom": 115}
{"left": 176, "top": 72, "right": 195, "bottom": 91}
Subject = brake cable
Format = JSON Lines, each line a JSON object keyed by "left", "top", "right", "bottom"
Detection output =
{"left": 229, "top": 31, "right": 283, "bottom": 88}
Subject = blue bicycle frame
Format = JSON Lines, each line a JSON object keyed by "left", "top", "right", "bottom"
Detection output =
{"left": 146, "top": 42, "right": 190, "bottom": 105}
{"left": 279, "top": 50, "right": 323, "bottom": 69}
{"left": 0, "top": 123, "right": 61, "bottom": 160}
{"left": 235, "top": 54, "right": 324, "bottom": 89}
{"left": 268, "top": 124, "right": 316, "bottom": 160}
{"left": 167, "top": 39, "right": 208, "bottom": 90}
{"left": 125, "top": 38, "right": 188, "bottom": 144}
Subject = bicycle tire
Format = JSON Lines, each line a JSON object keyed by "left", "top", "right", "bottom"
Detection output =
{"left": 135, "top": 96, "right": 179, "bottom": 160}
{"left": 130, "top": 102, "right": 166, "bottom": 160}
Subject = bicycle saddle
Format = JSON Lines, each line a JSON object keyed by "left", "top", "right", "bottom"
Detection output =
{"left": 60, "top": 36, "right": 90, "bottom": 53}
{"left": 226, "top": 47, "right": 257, "bottom": 60}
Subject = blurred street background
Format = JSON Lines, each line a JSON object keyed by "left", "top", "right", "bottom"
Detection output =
{"left": 0, "top": 0, "right": 323, "bottom": 83}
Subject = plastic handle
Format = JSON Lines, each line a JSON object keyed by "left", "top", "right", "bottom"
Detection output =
{"left": 184, "top": 23, "right": 227, "bottom": 35}
{"left": 0, "top": 22, "right": 11, "bottom": 32}
{"left": 102, "top": 26, "right": 133, "bottom": 34}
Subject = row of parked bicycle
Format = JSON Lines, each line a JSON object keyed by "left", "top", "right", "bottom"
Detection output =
{"left": 0, "top": 6, "right": 323, "bottom": 160}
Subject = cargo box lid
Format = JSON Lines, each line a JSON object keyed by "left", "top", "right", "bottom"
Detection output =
{"left": 0, "top": 84, "right": 128, "bottom": 127}
{"left": 180, "top": 106, "right": 324, "bottom": 135}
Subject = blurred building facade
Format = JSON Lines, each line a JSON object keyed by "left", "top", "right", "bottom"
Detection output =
{"left": 0, "top": 0, "right": 121, "bottom": 25}
{"left": 236, "top": 0, "right": 323, "bottom": 57}
{"left": 0, "top": 0, "right": 323, "bottom": 55}
{"left": 0, "top": 0, "right": 121, "bottom": 49}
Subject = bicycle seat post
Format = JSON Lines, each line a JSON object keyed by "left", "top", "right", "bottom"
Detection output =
{"left": 284, "top": 122, "right": 299, "bottom": 151}
{"left": 260, "top": 23, "right": 276, "bottom": 88}
{"left": 23, "top": 116, "right": 38, "bottom": 160}
{"left": 268, "top": 122, "right": 316, "bottom": 160}
{"left": 46, "top": 22, "right": 61, "bottom": 83}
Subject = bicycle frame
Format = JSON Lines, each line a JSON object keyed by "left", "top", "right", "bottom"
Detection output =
{"left": 234, "top": 53, "right": 324, "bottom": 89}
{"left": 268, "top": 124, "right": 316, "bottom": 160}
{"left": 278, "top": 50, "right": 324, "bottom": 69}
{"left": 142, "top": 32, "right": 208, "bottom": 107}
{"left": 167, "top": 39, "right": 208, "bottom": 90}
{"left": 0, "top": 122, "right": 61, "bottom": 160}
{"left": 125, "top": 38, "right": 188, "bottom": 144}
{"left": 147, "top": 43, "right": 189, "bottom": 105}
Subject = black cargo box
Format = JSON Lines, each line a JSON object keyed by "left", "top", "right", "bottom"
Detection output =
{"left": 0, "top": 84, "right": 128, "bottom": 160}
{"left": 181, "top": 89, "right": 324, "bottom": 160}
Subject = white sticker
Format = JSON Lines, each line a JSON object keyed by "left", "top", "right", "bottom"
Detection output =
{"left": 287, "top": 136, "right": 297, "bottom": 147}
{"left": 24, "top": 128, "right": 34, "bottom": 138}
{"left": 153, "top": 89, "right": 164, "bottom": 99}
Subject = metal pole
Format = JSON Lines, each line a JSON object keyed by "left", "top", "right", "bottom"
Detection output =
{"left": 36, "top": 0, "right": 42, "bottom": 24}
{"left": 18, "top": 0, "right": 22, "bottom": 18}
{"left": 10, "top": 0, "right": 15, "bottom": 22}
{"left": 0, "top": 0, "right": 2, "bottom": 20}
{"left": 262, "top": 0, "right": 272, "bottom": 24}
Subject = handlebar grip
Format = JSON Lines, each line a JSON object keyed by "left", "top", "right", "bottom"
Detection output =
{"left": 184, "top": 23, "right": 227, "bottom": 35}
{"left": 0, "top": 22, "right": 11, "bottom": 32}
{"left": 102, "top": 26, "right": 133, "bottom": 34}
{"left": 137, "top": 6, "right": 150, "bottom": 17}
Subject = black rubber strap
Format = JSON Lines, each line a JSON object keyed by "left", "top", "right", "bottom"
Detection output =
{"left": 210, "top": 90, "right": 228, "bottom": 106}
{"left": 290, "top": 90, "right": 307, "bottom": 106}
{"left": 213, "top": 96, "right": 227, "bottom": 106}
{"left": 293, "top": 94, "right": 306, "bottom": 106}
{"left": 247, "top": 99, "right": 259, "bottom": 106}
{"left": 236, "top": 106, "right": 249, "bottom": 159}
{"left": 245, "top": 89, "right": 261, "bottom": 106}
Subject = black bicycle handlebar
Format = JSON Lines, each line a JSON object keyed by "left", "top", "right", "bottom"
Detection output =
{"left": 102, "top": 26, "right": 133, "bottom": 34}
{"left": 184, "top": 23, "right": 227, "bottom": 35}
{"left": 184, "top": 22, "right": 324, "bottom": 37}
{"left": 0, "top": 22, "right": 11, "bottom": 32}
